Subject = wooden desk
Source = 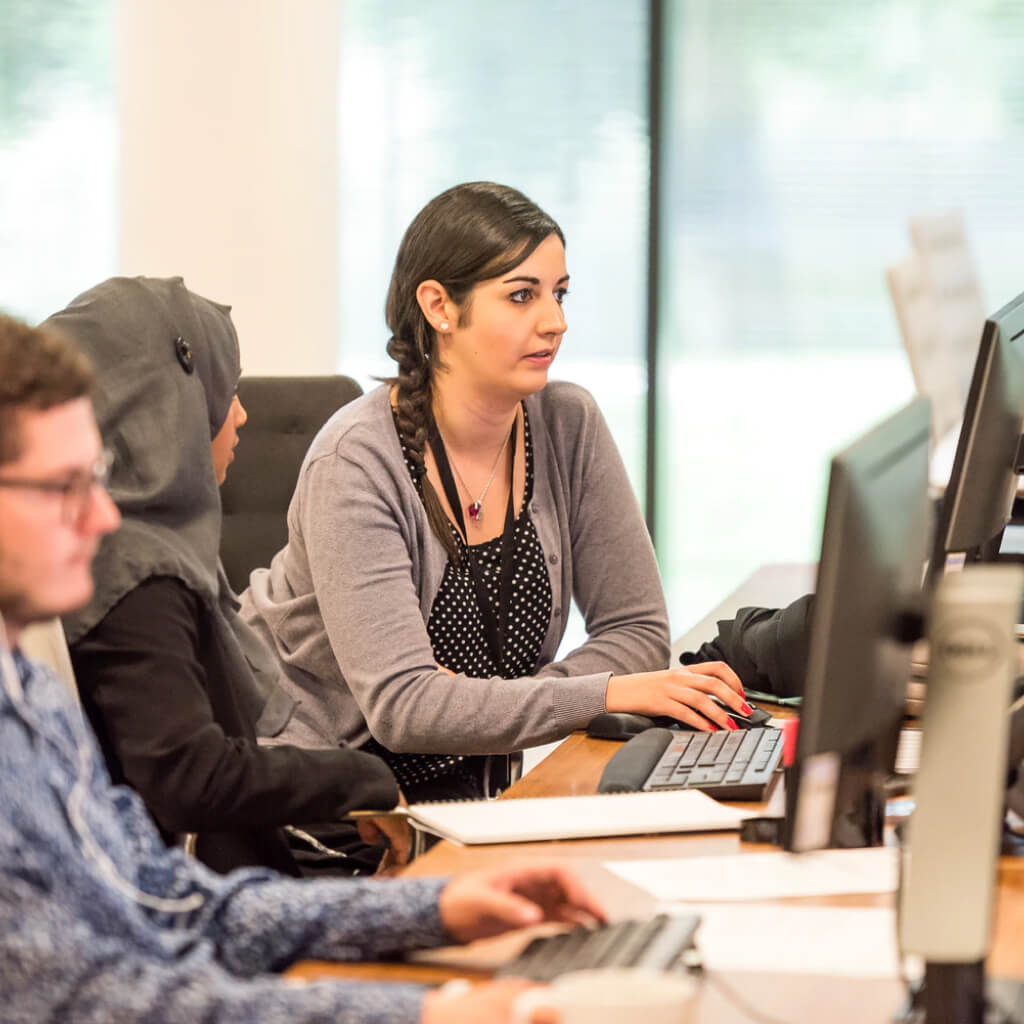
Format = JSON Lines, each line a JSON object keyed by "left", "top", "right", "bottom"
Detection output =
{"left": 294, "top": 730, "right": 1024, "bottom": 1021}
{"left": 293, "top": 565, "right": 1024, "bottom": 1019}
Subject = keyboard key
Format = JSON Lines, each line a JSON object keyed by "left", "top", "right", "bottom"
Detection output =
{"left": 509, "top": 935, "right": 558, "bottom": 979}
{"left": 653, "top": 746, "right": 683, "bottom": 772}
{"left": 657, "top": 770, "right": 689, "bottom": 788}
{"left": 679, "top": 737, "right": 705, "bottom": 768}
{"left": 697, "top": 733, "right": 727, "bottom": 766}
{"left": 600, "top": 917, "right": 668, "bottom": 968}
{"left": 632, "top": 915, "right": 701, "bottom": 971}
{"left": 716, "top": 732, "right": 744, "bottom": 763}
{"left": 497, "top": 915, "right": 700, "bottom": 981}
{"left": 737, "top": 731, "right": 762, "bottom": 759}
{"left": 574, "top": 923, "right": 630, "bottom": 968}
{"left": 539, "top": 929, "right": 592, "bottom": 980}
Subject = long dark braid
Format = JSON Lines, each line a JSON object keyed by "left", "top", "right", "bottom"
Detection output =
{"left": 385, "top": 327, "right": 461, "bottom": 561}
{"left": 383, "top": 181, "right": 564, "bottom": 562}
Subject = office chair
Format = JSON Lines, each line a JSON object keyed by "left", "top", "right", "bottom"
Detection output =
{"left": 220, "top": 375, "right": 363, "bottom": 594}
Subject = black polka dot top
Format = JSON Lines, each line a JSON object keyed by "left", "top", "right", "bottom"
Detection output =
{"left": 363, "top": 405, "right": 553, "bottom": 798}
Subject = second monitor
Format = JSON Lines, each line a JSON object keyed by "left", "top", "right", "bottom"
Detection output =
{"left": 784, "top": 396, "right": 932, "bottom": 851}
{"left": 930, "top": 289, "right": 1024, "bottom": 584}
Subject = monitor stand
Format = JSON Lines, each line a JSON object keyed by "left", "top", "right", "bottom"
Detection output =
{"left": 781, "top": 741, "right": 890, "bottom": 852}
{"left": 896, "top": 963, "right": 1024, "bottom": 1024}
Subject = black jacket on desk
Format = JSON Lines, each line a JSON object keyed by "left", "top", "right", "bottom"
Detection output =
{"left": 680, "top": 594, "right": 814, "bottom": 699}
{"left": 70, "top": 576, "right": 399, "bottom": 876}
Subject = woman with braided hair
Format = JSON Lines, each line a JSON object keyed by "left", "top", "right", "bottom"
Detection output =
{"left": 241, "top": 181, "right": 752, "bottom": 802}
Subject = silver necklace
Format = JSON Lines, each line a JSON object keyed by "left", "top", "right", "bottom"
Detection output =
{"left": 442, "top": 426, "right": 513, "bottom": 522}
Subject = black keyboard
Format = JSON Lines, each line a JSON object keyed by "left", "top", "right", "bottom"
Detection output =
{"left": 496, "top": 914, "right": 700, "bottom": 982}
{"left": 598, "top": 726, "right": 783, "bottom": 801}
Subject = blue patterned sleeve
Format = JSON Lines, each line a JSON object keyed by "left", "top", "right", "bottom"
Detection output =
{"left": 212, "top": 873, "right": 451, "bottom": 971}
{"left": 107, "top": 771, "right": 452, "bottom": 969}
{"left": 0, "top": 655, "right": 453, "bottom": 1023}
{"left": 1, "top": 874, "right": 431, "bottom": 1024}
{"left": 39, "top": 651, "right": 454, "bottom": 967}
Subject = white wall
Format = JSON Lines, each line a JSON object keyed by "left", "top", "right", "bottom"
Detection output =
{"left": 118, "top": 0, "right": 339, "bottom": 374}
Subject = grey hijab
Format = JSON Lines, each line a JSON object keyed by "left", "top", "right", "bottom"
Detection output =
{"left": 51, "top": 276, "right": 287, "bottom": 727}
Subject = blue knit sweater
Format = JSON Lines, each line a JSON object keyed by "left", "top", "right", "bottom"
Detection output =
{"left": 0, "top": 649, "right": 449, "bottom": 1023}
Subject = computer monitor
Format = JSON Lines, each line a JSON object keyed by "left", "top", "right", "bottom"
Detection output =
{"left": 783, "top": 396, "right": 932, "bottom": 852}
{"left": 929, "top": 290, "right": 1024, "bottom": 584}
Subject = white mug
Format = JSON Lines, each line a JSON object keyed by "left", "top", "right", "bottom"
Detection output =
{"left": 513, "top": 968, "right": 697, "bottom": 1024}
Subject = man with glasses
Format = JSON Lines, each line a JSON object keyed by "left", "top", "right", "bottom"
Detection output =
{"left": 0, "top": 312, "right": 601, "bottom": 1023}
{"left": 0, "top": 317, "right": 120, "bottom": 627}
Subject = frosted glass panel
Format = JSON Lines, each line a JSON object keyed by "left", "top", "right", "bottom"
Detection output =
{"left": 0, "top": 1, "right": 115, "bottom": 322}
{"left": 338, "top": 1, "right": 650, "bottom": 500}
{"left": 657, "top": 0, "right": 1024, "bottom": 634}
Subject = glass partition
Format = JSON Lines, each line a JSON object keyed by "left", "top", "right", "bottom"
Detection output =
{"left": 0, "top": 1, "right": 115, "bottom": 322}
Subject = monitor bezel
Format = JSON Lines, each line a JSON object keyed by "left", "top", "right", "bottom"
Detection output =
{"left": 931, "top": 291, "right": 1024, "bottom": 578}
{"left": 784, "top": 396, "right": 932, "bottom": 852}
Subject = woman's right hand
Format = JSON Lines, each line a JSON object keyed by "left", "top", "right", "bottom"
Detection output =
{"left": 605, "top": 662, "right": 751, "bottom": 731}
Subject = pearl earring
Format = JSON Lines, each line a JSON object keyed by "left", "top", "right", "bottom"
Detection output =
{"left": 439, "top": 321, "right": 450, "bottom": 331}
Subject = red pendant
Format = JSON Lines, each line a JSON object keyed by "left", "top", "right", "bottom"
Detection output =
{"left": 467, "top": 501, "right": 482, "bottom": 520}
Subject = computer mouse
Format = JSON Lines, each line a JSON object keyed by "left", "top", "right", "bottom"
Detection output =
{"left": 586, "top": 702, "right": 771, "bottom": 740}
{"left": 709, "top": 697, "right": 774, "bottom": 730}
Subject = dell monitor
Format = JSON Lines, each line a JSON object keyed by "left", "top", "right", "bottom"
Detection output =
{"left": 930, "top": 290, "right": 1024, "bottom": 585}
{"left": 783, "top": 396, "right": 932, "bottom": 852}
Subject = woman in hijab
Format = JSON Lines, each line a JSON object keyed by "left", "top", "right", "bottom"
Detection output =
{"left": 51, "top": 276, "right": 403, "bottom": 876}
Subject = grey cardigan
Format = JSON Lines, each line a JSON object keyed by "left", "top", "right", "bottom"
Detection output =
{"left": 240, "top": 381, "right": 670, "bottom": 755}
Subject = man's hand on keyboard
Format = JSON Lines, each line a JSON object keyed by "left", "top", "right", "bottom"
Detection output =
{"left": 438, "top": 860, "right": 607, "bottom": 943}
{"left": 606, "top": 663, "right": 750, "bottom": 731}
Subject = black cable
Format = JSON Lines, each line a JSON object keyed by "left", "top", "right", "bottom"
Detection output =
{"left": 693, "top": 965, "right": 793, "bottom": 1024}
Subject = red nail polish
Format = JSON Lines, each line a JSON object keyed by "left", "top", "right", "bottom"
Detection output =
{"left": 709, "top": 723, "right": 720, "bottom": 731}
{"left": 726, "top": 719, "right": 739, "bottom": 731}
{"left": 741, "top": 703, "right": 753, "bottom": 715}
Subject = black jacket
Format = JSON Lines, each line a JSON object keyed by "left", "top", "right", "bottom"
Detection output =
{"left": 69, "top": 576, "right": 399, "bottom": 875}
{"left": 680, "top": 594, "right": 814, "bottom": 699}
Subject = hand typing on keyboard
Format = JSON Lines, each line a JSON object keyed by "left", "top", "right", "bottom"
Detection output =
{"left": 438, "top": 860, "right": 607, "bottom": 943}
{"left": 424, "top": 862, "right": 607, "bottom": 1024}
{"left": 497, "top": 913, "right": 701, "bottom": 981}
{"left": 425, "top": 914, "right": 704, "bottom": 1021}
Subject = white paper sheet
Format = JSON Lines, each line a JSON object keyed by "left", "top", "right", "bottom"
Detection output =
{"left": 660, "top": 902, "right": 916, "bottom": 979}
{"left": 403, "top": 789, "right": 756, "bottom": 844}
{"left": 605, "top": 846, "right": 899, "bottom": 901}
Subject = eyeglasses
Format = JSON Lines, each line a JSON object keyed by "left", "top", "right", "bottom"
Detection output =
{"left": 0, "top": 449, "right": 114, "bottom": 525}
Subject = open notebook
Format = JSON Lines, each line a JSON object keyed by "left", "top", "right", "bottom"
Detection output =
{"left": 354, "top": 790, "right": 754, "bottom": 845}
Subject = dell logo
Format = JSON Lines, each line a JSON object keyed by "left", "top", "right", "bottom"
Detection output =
{"left": 938, "top": 641, "right": 993, "bottom": 658}
{"left": 932, "top": 618, "right": 1006, "bottom": 678}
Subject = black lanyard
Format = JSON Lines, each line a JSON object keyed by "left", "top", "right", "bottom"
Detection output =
{"left": 428, "top": 420, "right": 518, "bottom": 669}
